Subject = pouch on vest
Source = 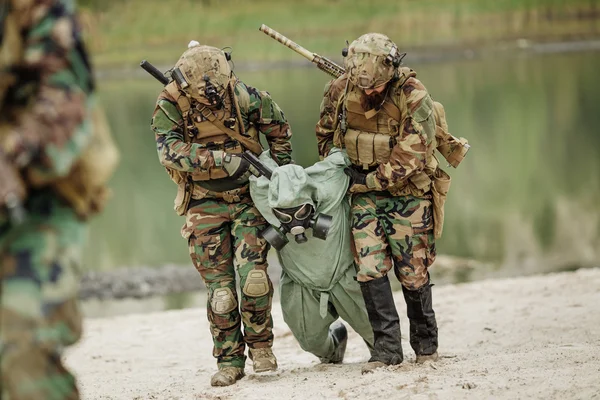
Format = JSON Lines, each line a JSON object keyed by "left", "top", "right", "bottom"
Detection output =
{"left": 344, "top": 129, "right": 394, "bottom": 170}
{"left": 433, "top": 101, "right": 469, "bottom": 168}
{"left": 431, "top": 167, "right": 451, "bottom": 239}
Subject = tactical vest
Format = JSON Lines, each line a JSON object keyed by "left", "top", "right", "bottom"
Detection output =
{"left": 163, "top": 80, "right": 263, "bottom": 214}
{"left": 334, "top": 69, "right": 438, "bottom": 198}
{"left": 333, "top": 68, "right": 464, "bottom": 239}
{"left": 0, "top": 2, "right": 119, "bottom": 220}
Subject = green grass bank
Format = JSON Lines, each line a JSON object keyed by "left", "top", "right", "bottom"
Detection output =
{"left": 83, "top": 0, "right": 600, "bottom": 68}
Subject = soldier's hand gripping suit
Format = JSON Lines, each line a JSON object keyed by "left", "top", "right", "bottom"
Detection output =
{"left": 151, "top": 43, "right": 293, "bottom": 387}
{"left": 0, "top": 1, "right": 116, "bottom": 399}
{"left": 250, "top": 149, "right": 375, "bottom": 364}
{"left": 316, "top": 33, "right": 466, "bottom": 373}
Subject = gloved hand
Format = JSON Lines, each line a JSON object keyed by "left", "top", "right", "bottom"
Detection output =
{"left": 222, "top": 153, "right": 251, "bottom": 180}
{"left": 344, "top": 167, "right": 367, "bottom": 186}
{"left": 344, "top": 167, "right": 370, "bottom": 194}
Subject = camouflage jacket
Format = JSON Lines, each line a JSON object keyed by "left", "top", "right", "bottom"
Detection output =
{"left": 0, "top": 0, "right": 94, "bottom": 179}
{"left": 151, "top": 80, "right": 293, "bottom": 174}
{"left": 315, "top": 69, "right": 437, "bottom": 193}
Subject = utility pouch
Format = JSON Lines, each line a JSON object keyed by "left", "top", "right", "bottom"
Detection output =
{"left": 174, "top": 176, "right": 193, "bottom": 216}
{"left": 344, "top": 129, "right": 394, "bottom": 170}
{"left": 433, "top": 101, "right": 470, "bottom": 168}
{"left": 409, "top": 171, "right": 432, "bottom": 191}
{"left": 431, "top": 167, "right": 451, "bottom": 239}
{"left": 437, "top": 136, "right": 470, "bottom": 168}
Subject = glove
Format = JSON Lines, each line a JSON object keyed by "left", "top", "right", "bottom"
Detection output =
{"left": 343, "top": 167, "right": 370, "bottom": 194}
{"left": 222, "top": 153, "right": 251, "bottom": 180}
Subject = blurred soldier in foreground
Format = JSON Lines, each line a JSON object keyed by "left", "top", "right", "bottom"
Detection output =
{"left": 0, "top": 0, "right": 118, "bottom": 398}
{"left": 316, "top": 33, "right": 468, "bottom": 373}
{"left": 150, "top": 42, "right": 292, "bottom": 386}
{"left": 250, "top": 149, "right": 374, "bottom": 365}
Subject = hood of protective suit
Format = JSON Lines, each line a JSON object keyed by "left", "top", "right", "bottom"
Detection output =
{"left": 250, "top": 149, "right": 354, "bottom": 292}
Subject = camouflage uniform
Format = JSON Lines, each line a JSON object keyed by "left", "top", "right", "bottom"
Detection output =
{"left": 151, "top": 45, "right": 292, "bottom": 382}
{"left": 0, "top": 1, "right": 96, "bottom": 399}
{"left": 315, "top": 33, "right": 441, "bottom": 367}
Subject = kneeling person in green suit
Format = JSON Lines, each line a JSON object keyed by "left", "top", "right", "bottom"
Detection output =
{"left": 250, "top": 149, "right": 374, "bottom": 363}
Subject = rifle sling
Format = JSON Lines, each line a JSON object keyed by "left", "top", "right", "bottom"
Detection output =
{"left": 198, "top": 106, "right": 263, "bottom": 155}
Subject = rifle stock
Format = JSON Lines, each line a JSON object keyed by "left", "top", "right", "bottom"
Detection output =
{"left": 242, "top": 150, "right": 272, "bottom": 180}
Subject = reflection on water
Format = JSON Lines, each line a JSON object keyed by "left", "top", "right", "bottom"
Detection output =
{"left": 86, "top": 51, "right": 600, "bottom": 281}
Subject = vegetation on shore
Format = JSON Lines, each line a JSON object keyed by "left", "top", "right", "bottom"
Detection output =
{"left": 81, "top": 0, "right": 600, "bottom": 68}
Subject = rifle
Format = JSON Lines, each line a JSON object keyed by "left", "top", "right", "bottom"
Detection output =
{"left": 242, "top": 150, "right": 272, "bottom": 180}
{"left": 0, "top": 152, "right": 26, "bottom": 224}
{"left": 140, "top": 60, "right": 189, "bottom": 88}
{"left": 259, "top": 25, "right": 470, "bottom": 168}
{"left": 258, "top": 24, "right": 344, "bottom": 79}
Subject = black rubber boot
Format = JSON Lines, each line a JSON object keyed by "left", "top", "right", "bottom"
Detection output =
{"left": 320, "top": 320, "right": 348, "bottom": 364}
{"left": 402, "top": 279, "right": 438, "bottom": 361}
{"left": 359, "top": 275, "right": 404, "bottom": 366}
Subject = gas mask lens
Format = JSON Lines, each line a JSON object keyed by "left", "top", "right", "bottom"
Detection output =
{"left": 260, "top": 204, "right": 333, "bottom": 249}
{"left": 272, "top": 204, "right": 312, "bottom": 224}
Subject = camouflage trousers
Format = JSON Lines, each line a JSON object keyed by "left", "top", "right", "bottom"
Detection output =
{"left": 350, "top": 192, "right": 436, "bottom": 289}
{"left": 0, "top": 192, "right": 85, "bottom": 400}
{"left": 182, "top": 197, "right": 274, "bottom": 369}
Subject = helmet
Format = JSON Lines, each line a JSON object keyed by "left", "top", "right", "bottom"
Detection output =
{"left": 174, "top": 44, "right": 231, "bottom": 104}
{"left": 344, "top": 33, "right": 401, "bottom": 90}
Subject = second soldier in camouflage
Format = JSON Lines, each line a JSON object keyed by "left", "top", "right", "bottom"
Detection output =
{"left": 316, "top": 33, "right": 449, "bottom": 373}
{"left": 151, "top": 43, "right": 293, "bottom": 386}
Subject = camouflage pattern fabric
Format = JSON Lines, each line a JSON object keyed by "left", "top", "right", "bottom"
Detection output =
{"left": 316, "top": 72, "right": 435, "bottom": 193}
{"left": 152, "top": 80, "right": 293, "bottom": 173}
{"left": 350, "top": 192, "right": 436, "bottom": 288}
{"left": 1, "top": 1, "right": 94, "bottom": 399}
{"left": 182, "top": 198, "right": 273, "bottom": 369}
{"left": 1, "top": 192, "right": 85, "bottom": 400}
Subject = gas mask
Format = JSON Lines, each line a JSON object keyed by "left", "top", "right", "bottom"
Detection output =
{"left": 260, "top": 203, "right": 333, "bottom": 250}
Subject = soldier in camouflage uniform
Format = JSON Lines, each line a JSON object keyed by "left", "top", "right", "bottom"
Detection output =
{"left": 151, "top": 43, "right": 293, "bottom": 386}
{"left": 316, "top": 33, "right": 446, "bottom": 373}
{"left": 0, "top": 0, "right": 102, "bottom": 399}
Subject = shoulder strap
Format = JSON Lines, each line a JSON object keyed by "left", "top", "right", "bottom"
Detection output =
{"left": 197, "top": 105, "right": 263, "bottom": 155}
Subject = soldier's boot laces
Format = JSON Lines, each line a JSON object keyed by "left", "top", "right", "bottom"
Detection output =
{"left": 210, "top": 367, "right": 245, "bottom": 387}
{"left": 319, "top": 320, "right": 348, "bottom": 364}
{"left": 402, "top": 276, "right": 439, "bottom": 364}
{"left": 359, "top": 275, "right": 404, "bottom": 375}
{"left": 249, "top": 347, "right": 278, "bottom": 373}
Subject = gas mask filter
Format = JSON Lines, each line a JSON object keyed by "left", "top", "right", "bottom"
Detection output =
{"left": 260, "top": 204, "right": 333, "bottom": 250}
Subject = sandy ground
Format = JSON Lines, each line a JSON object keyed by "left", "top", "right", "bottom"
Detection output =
{"left": 65, "top": 268, "right": 600, "bottom": 400}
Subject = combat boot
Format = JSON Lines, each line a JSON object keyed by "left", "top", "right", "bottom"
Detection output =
{"left": 402, "top": 278, "right": 439, "bottom": 363}
{"left": 210, "top": 367, "right": 245, "bottom": 387}
{"left": 249, "top": 347, "right": 278, "bottom": 373}
{"left": 319, "top": 320, "right": 348, "bottom": 364}
{"left": 359, "top": 275, "right": 404, "bottom": 374}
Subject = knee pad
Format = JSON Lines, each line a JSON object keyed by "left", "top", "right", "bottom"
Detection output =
{"left": 242, "top": 270, "right": 270, "bottom": 297}
{"left": 210, "top": 287, "right": 237, "bottom": 314}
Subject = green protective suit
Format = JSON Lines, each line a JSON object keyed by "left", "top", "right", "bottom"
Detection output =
{"left": 250, "top": 149, "right": 374, "bottom": 361}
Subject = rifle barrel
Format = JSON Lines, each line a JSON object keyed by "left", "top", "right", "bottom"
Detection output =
{"left": 259, "top": 24, "right": 345, "bottom": 79}
{"left": 259, "top": 24, "right": 315, "bottom": 63}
